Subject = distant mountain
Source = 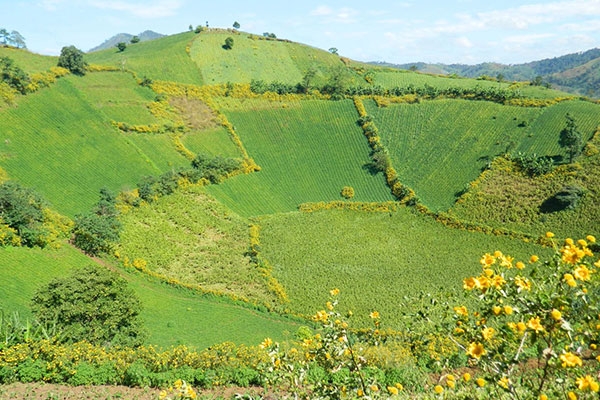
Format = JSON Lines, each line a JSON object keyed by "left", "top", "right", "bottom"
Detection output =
{"left": 88, "top": 30, "right": 164, "bottom": 52}
{"left": 372, "top": 48, "right": 600, "bottom": 97}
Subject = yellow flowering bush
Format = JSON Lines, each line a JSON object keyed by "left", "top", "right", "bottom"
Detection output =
{"left": 452, "top": 234, "right": 600, "bottom": 398}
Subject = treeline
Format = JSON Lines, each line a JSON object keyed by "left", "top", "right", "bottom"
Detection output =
{"left": 250, "top": 78, "right": 521, "bottom": 104}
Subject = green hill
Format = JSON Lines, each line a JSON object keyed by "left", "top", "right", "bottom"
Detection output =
{"left": 1, "top": 29, "right": 599, "bottom": 357}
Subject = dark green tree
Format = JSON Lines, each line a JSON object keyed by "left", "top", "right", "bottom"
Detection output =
{"left": 30, "top": 265, "right": 145, "bottom": 347}
{"left": 116, "top": 42, "right": 127, "bottom": 52}
{"left": 233, "top": 21, "right": 240, "bottom": 29}
{"left": 72, "top": 188, "right": 121, "bottom": 255}
{"left": 0, "top": 181, "right": 46, "bottom": 247}
{"left": 57, "top": 45, "right": 87, "bottom": 75}
{"left": 8, "top": 31, "right": 26, "bottom": 48}
{"left": 559, "top": 113, "right": 583, "bottom": 163}
{"left": 130, "top": 35, "right": 140, "bottom": 44}
{"left": 0, "top": 56, "right": 30, "bottom": 94}
{"left": 223, "top": 36, "right": 234, "bottom": 50}
{"left": 329, "top": 47, "right": 338, "bottom": 55}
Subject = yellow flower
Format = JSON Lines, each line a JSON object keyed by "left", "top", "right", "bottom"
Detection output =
{"left": 494, "top": 250, "right": 503, "bottom": 258}
{"left": 434, "top": 385, "right": 444, "bottom": 394}
{"left": 578, "top": 239, "right": 588, "bottom": 247}
{"left": 463, "top": 276, "right": 477, "bottom": 290}
{"left": 447, "top": 380, "right": 455, "bottom": 389}
{"left": 576, "top": 375, "right": 600, "bottom": 392}
{"left": 476, "top": 377, "right": 486, "bottom": 387}
{"left": 454, "top": 306, "right": 468, "bottom": 317}
{"left": 467, "top": 342, "right": 486, "bottom": 359}
{"left": 387, "top": 386, "right": 399, "bottom": 395}
{"left": 562, "top": 245, "right": 585, "bottom": 265}
{"left": 259, "top": 337, "right": 273, "bottom": 349}
{"left": 560, "top": 352, "right": 583, "bottom": 367}
{"left": 482, "top": 327, "right": 496, "bottom": 341}
{"left": 370, "top": 384, "right": 379, "bottom": 392}
{"left": 566, "top": 238, "right": 574, "bottom": 245}
{"left": 463, "top": 372, "right": 471, "bottom": 382}
{"left": 500, "top": 255, "right": 514, "bottom": 268}
{"left": 492, "top": 306, "right": 502, "bottom": 315}
{"left": 515, "top": 261, "right": 525, "bottom": 270}
{"left": 574, "top": 265, "right": 592, "bottom": 281}
{"left": 330, "top": 288, "right": 340, "bottom": 296}
{"left": 527, "top": 317, "right": 544, "bottom": 333}
{"left": 567, "top": 391, "right": 577, "bottom": 400}
{"left": 504, "top": 305, "right": 514, "bottom": 315}
{"left": 517, "top": 321, "right": 527, "bottom": 333}
{"left": 357, "top": 388, "right": 364, "bottom": 397}
{"left": 539, "top": 394, "right": 548, "bottom": 400}
{"left": 480, "top": 253, "right": 496, "bottom": 267}
{"left": 550, "top": 309, "right": 562, "bottom": 321}
{"left": 326, "top": 301, "right": 334, "bottom": 310}
{"left": 586, "top": 235, "right": 596, "bottom": 244}
{"left": 314, "top": 310, "right": 329, "bottom": 322}
{"left": 530, "top": 255, "right": 539, "bottom": 263}
{"left": 395, "top": 383, "right": 403, "bottom": 390}
{"left": 491, "top": 274, "right": 506, "bottom": 288}
{"left": 515, "top": 276, "right": 531, "bottom": 291}
{"left": 498, "top": 376, "right": 510, "bottom": 389}
{"left": 369, "top": 310, "right": 380, "bottom": 319}
{"left": 545, "top": 231, "right": 555, "bottom": 238}
{"left": 564, "top": 273, "right": 577, "bottom": 287}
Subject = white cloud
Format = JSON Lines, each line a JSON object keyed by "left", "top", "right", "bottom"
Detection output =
{"left": 89, "top": 0, "right": 182, "bottom": 19}
{"left": 455, "top": 36, "right": 473, "bottom": 48}
{"left": 309, "top": 6, "right": 358, "bottom": 24}
{"left": 310, "top": 6, "right": 333, "bottom": 16}
{"left": 38, "top": 0, "right": 67, "bottom": 11}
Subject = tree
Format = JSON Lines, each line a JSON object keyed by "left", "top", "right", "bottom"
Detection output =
{"left": 72, "top": 188, "right": 121, "bottom": 255}
{"left": 223, "top": 36, "right": 234, "bottom": 50}
{"left": 0, "top": 56, "right": 30, "bottom": 94}
{"left": 116, "top": 42, "right": 127, "bottom": 52}
{"left": 559, "top": 113, "right": 583, "bottom": 163}
{"left": 30, "top": 265, "right": 146, "bottom": 347}
{"left": 194, "top": 25, "right": 204, "bottom": 34}
{"left": 233, "top": 21, "right": 240, "bottom": 29}
{"left": 57, "top": 45, "right": 87, "bottom": 75}
{"left": 130, "top": 35, "right": 140, "bottom": 44}
{"left": 188, "top": 24, "right": 193, "bottom": 31}
{"left": 0, "top": 181, "right": 46, "bottom": 247}
{"left": 0, "top": 29, "right": 8, "bottom": 45}
{"left": 9, "top": 31, "right": 26, "bottom": 48}
{"left": 329, "top": 47, "right": 338, "bottom": 55}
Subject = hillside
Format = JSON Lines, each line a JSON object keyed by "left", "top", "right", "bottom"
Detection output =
{"left": 378, "top": 47, "right": 600, "bottom": 97}
{"left": 88, "top": 30, "right": 164, "bottom": 52}
{"left": 1, "top": 29, "right": 600, "bottom": 397}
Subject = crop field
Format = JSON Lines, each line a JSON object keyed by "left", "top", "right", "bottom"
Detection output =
{"left": 0, "top": 244, "right": 300, "bottom": 348}
{"left": 365, "top": 98, "right": 600, "bottom": 211}
{"left": 0, "top": 77, "right": 176, "bottom": 216}
{"left": 181, "top": 127, "right": 243, "bottom": 158}
{"left": 258, "top": 208, "right": 552, "bottom": 328}
{"left": 68, "top": 71, "right": 160, "bottom": 124}
{"left": 204, "top": 99, "right": 394, "bottom": 216}
{"left": 373, "top": 69, "right": 571, "bottom": 98}
{"left": 86, "top": 32, "right": 203, "bottom": 85}
{"left": 117, "top": 186, "right": 278, "bottom": 307}
{"left": 0, "top": 47, "right": 58, "bottom": 73}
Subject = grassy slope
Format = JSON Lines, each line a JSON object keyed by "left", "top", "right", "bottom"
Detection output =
{"left": 0, "top": 245, "right": 300, "bottom": 349}
{"left": 368, "top": 99, "right": 600, "bottom": 211}
{"left": 204, "top": 99, "right": 394, "bottom": 217}
{"left": 0, "top": 47, "right": 58, "bottom": 73}
{"left": 86, "top": 32, "right": 203, "bottom": 85}
{"left": 259, "top": 208, "right": 551, "bottom": 328}
{"left": 117, "top": 186, "right": 279, "bottom": 307}
{"left": 190, "top": 31, "right": 348, "bottom": 85}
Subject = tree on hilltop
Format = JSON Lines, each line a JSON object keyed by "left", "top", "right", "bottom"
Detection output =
{"left": 116, "top": 42, "right": 127, "bottom": 52}
{"left": 57, "top": 45, "right": 87, "bottom": 75}
{"left": 233, "top": 21, "right": 240, "bottom": 29}
{"left": 0, "top": 29, "right": 26, "bottom": 48}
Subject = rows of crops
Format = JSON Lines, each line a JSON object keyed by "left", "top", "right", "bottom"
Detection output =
{"left": 0, "top": 244, "right": 299, "bottom": 348}
{"left": 0, "top": 47, "right": 58, "bottom": 73}
{"left": 68, "top": 71, "right": 160, "bottom": 124}
{"left": 87, "top": 32, "right": 203, "bottom": 85}
{"left": 117, "top": 186, "right": 278, "bottom": 307}
{"left": 365, "top": 98, "right": 600, "bottom": 211}
{"left": 204, "top": 99, "right": 394, "bottom": 216}
{"left": 258, "top": 208, "right": 551, "bottom": 328}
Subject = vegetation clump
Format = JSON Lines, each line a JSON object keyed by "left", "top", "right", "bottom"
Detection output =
{"left": 57, "top": 45, "right": 87, "bottom": 75}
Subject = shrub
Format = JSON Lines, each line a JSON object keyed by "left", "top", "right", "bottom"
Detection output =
{"left": 72, "top": 188, "right": 121, "bottom": 255}
{"left": 57, "top": 45, "right": 87, "bottom": 75}
{"left": 340, "top": 186, "right": 355, "bottom": 199}
{"left": 30, "top": 265, "right": 146, "bottom": 347}
{"left": 512, "top": 152, "right": 555, "bottom": 177}
{"left": 540, "top": 184, "right": 585, "bottom": 213}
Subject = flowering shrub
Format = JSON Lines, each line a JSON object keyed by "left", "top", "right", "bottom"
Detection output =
{"left": 452, "top": 233, "right": 600, "bottom": 398}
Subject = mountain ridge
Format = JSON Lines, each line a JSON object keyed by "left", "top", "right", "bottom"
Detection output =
{"left": 88, "top": 30, "right": 164, "bottom": 52}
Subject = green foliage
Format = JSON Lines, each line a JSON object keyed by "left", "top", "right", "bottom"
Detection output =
{"left": 130, "top": 35, "right": 140, "bottom": 44}
{"left": 0, "top": 310, "right": 59, "bottom": 349}
{"left": 541, "top": 184, "right": 585, "bottom": 213}
{"left": 116, "top": 42, "right": 127, "bottom": 52}
{"left": 57, "top": 45, "right": 87, "bottom": 75}
{"left": 72, "top": 188, "right": 121, "bottom": 256}
{"left": 223, "top": 37, "right": 234, "bottom": 50}
{"left": 191, "top": 152, "right": 241, "bottom": 183}
{"left": 30, "top": 265, "right": 145, "bottom": 347}
{"left": 0, "top": 29, "right": 26, "bottom": 49}
{"left": 0, "top": 56, "right": 30, "bottom": 94}
{"left": 340, "top": 186, "right": 355, "bottom": 199}
{"left": 512, "top": 152, "right": 554, "bottom": 176}
{"left": 559, "top": 113, "right": 583, "bottom": 163}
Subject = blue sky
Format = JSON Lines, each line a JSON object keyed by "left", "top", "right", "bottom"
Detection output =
{"left": 5, "top": 0, "right": 600, "bottom": 64}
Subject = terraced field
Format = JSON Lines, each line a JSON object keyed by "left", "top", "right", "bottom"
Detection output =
{"left": 205, "top": 99, "right": 394, "bottom": 216}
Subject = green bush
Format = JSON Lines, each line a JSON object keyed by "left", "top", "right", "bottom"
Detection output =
{"left": 30, "top": 265, "right": 146, "bottom": 347}
{"left": 72, "top": 188, "right": 121, "bottom": 255}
